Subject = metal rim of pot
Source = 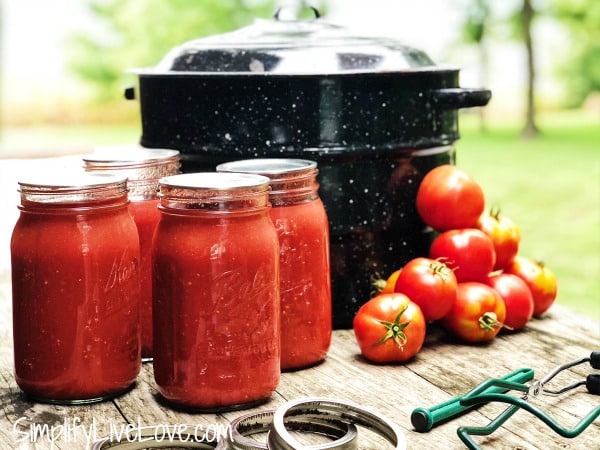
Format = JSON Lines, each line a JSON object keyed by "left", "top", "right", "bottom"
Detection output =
{"left": 126, "top": 6, "right": 491, "bottom": 158}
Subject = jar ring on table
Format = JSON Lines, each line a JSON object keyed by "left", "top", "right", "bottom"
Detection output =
{"left": 90, "top": 397, "right": 403, "bottom": 449}
{"left": 216, "top": 409, "right": 358, "bottom": 450}
{"left": 268, "top": 398, "right": 407, "bottom": 450}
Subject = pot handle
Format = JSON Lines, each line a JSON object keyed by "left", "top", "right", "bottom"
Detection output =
{"left": 124, "top": 86, "right": 135, "bottom": 100}
{"left": 429, "top": 88, "right": 491, "bottom": 110}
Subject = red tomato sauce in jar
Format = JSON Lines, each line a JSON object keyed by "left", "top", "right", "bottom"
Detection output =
{"left": 127, "top": 198, "right": 159, "bottom": 358}
{"left": 217, "top": 159, "right": 332, "bottom": 370}
{"left": 11, "top": 173, "right": 141, "bottom": 403}
{"left": 152, "top": 172, "right": 280, "bottom": 411}
{"left": 84, "top": 148, "right": 181, "bottom": 360}
{"left": 270, "top": 198, "right": 331, "bottom": 369}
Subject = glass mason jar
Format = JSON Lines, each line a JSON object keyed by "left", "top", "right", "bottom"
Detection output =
{"left": 153, "top": 172, "right": 280, "bottom": 411}
{"left": 217, "top": 159, "right": 331, "bottom": 371}
{"left": 83, "top": 147, "right": 181, "bottom": 360}
{"left": 10, "top": 173, "right": 141, "bottom": 404}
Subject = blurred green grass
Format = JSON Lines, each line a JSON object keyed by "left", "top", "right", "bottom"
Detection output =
{"left": 1, "top": 109, "right": 598, "bottom": 318}
{"left": 456, "top": 110, "right": 599, "bottom": 318}
{"left": 0, "top": 124, "right": 140, "bottom": 157}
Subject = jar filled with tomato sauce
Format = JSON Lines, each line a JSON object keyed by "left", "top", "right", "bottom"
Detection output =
{"left": 217, "top": 159, "right": 331, "bottom": 371}
{"left": 83, "top": 147, "right": 181, "bottom": 360}
{"left": 153, "top": 172, "right": 280, "bottom": 411}
{"left": 11, "top": 173, "right": 141, "bottom": 404}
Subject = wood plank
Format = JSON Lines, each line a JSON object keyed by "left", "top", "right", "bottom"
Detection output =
{"left": 324, "top": 330, "right": 600, "bottom": 450}
{"left": 1, "top": 285, "right": 598, "bottom": 450}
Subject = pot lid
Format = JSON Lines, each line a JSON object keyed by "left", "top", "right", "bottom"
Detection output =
{"left": 139, "top": 7, "right": 440, "bottom": 75}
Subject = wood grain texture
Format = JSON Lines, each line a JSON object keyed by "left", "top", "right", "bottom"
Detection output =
{"left": 1, "top": 271, "right": 599, "bottom": 450}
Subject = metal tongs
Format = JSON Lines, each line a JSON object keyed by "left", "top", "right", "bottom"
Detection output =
{"left": 528, "top": 352, "right": 600, "bottom": 397}
{"left": 412, "top": 351, "right": 600, "bottom": 449}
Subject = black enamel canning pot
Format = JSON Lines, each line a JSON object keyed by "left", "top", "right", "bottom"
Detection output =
{"left": 128, "top": 10, "right": 491, "bottom": 328}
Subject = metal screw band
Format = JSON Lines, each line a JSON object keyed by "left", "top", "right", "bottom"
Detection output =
{"left": 267, "top": 398, "right": 406, "bottom": 449}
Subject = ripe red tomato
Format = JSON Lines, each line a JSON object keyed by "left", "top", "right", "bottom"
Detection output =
{"left": 429, "top": 228, "right": 496, "bottom": 282}
{"left": 393, "top": 257, "right": 457, "bottom": 322}
{"left": 416, "top": 165, "right": 485, "bottom": 232}
{"left": 353, "top": 293, "right": 426, "bottom": 363}
{"left": 477, "top": 208, "right": 521, "bottom": 270}
{"left": 442, "top": 282, "right": 506, "bottom": 343}
{"left": 486, "top": 272, "right": 533, "bottom": 331}
{"left": 506, "top": 256, "right": 558, "bottom": 316}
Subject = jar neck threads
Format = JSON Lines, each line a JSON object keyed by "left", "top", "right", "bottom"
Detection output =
{"left": 157, "top": 172, "right": 271, "bottom": 215}
{"left": 83, "top": 148, "right": 181, "bottom": 201}
{"left": 216, "top": 158, "right": 320, "bottom": 207}
{"left": 17, "top": 173, "right": 129, "bottom": 211}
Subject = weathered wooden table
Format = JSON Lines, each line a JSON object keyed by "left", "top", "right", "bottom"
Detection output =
{"left": 1, "top": 269, "right": 598, "bottom": 450}
{"left": 0, "top": 157, "right": 598, "bottom": 449}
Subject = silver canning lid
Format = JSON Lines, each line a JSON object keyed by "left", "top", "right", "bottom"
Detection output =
{"left": 84, "top": 147, "right": 180, "bottom": 168}
{"left": 217, "top": 159, "right": 317, "bottom": 179}
{"left": 83, "top": 147, "right": 181, "bottom": 194}
{"left": 18, "top": 173, "right": 129, "bottom": 204}
{"left": 18, "top": 172, "right": 127, "bottom": 190}
{"left": 158, "top": 173, "right": 272, "bottom": 212}
{"left": 216, "top": 159, "right": 320, "bottom": 206}
{"left": 159, "top": 172, "right": 270, "bottom": 191}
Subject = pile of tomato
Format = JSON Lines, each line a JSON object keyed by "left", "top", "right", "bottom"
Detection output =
{"left": 353, "top": 164, "right": 558, "bottom": 364}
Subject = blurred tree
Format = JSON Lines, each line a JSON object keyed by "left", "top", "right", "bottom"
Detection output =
{"left": 458, "top": 0, "right": 598, "bottom": 136}
{"left": 68, "top": 0, "right": 278, "bottom": 103}
{"left": 549, "top": 0, "right": 600, "bottom": 108}
{"left": 456, "top": 0, "right": 540, "bottom": 137}
{"left": 519, "top": 0, "right": 538, "bottom": 138}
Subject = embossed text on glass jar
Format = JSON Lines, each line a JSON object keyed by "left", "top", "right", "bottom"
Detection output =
{"left": 217, "top": 159, "right": 331, "bottom": 371}
{"left": 153, "top": 172, "right": 280, "bottom": 411}
{"left": 10, "top": 173, "right": 141, "bottom": 404}
{"left": 84, "top": 147, "right": 181, "bottom": 360}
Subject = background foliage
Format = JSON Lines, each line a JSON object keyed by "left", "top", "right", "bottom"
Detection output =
{"left": 549, "top": 0, "right": 600, "bottom": 107}
{"left": 68, "top": 0, "right": 278, "bottom": 102}
{"left": 67, "top": 0, "right": 600, "bottom": 134}
{"left": 454, "top": 0, "right": 599, "bottom": 136}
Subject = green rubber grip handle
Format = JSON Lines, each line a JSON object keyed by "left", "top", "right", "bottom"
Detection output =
{"left": 411, "top": 367, "right": 534, "bottom": 432}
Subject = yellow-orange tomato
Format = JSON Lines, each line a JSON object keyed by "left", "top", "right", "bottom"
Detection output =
{"left": 506, "top": 256, "right": 558, "bottom": 316}
{"left": 477, "top": 208, "right": 521, "bottom": 271}
{"left": 376, "top": 269, "right": 401, "bottom": 294}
